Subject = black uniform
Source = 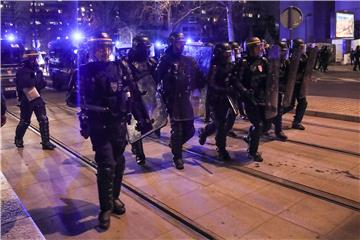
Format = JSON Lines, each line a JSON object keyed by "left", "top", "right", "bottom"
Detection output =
{"left": 268, "top": 57, "right": 290, "bottom": 140}
{"left": 79, "top": 60, "right": 132, "bottom": 228}
{"left": 14, "top": 60, "right": 56, "bottom": 149}
{"left": 353, "top": 46, "right": 360, "bottom": 71}
{"left": 125, "top": 48, "right": 158, "bottom": 165}
{"left": 200, "top": 61, "right": 235, "bottom": 161}
{"left": 285, "top": 53, "right": 308, "bottom": 129}
{"left": 1, "top": 91, "right": 7, "bottom": 127}
{"left": 156, "top": 47, "right": 203, "bottom": 169}
{"left": 319, "top": 47, "right": 331, "bottom": 72}
{"left": 234, "top": 55, "right": 269, "bottom": 161}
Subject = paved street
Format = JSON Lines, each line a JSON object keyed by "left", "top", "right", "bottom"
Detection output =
{"left": 1, "top": 85, "right": 359, "bottom": 239}
{"left": 309, "top": 65, "right": 360, "bottom": 99}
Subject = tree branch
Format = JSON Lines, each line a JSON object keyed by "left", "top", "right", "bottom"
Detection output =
{"left": 172, "top": 5, "right": 202, "bottom": 30}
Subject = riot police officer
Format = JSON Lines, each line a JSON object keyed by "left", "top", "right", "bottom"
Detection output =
{"left": 1, "top": 91, "right": 7, "bottom": 127}
{"left": 287, "top": 39, "right": 308, "bottom": 130}
{"left": 233, "top": 37, "right": 269, "bottom": 162}
{"left": 14, "top": 50, "right": 56, "bottom": 150}
{"left": 125, "top": 35, "right": 158, "bottom": 166}
{"left": 230, "top": 41, "right": 248, "bottom": 121}
{"left": 79, "top": 32, "right": 130, "bottom": 230}
{"left": 156, "top": 32, "right": 204, "bottom": 170}
{"left": 198, "top": 43, "right": 236, "bottom": 161}
{"left": 263, "top": 41, "right": 289, "bottom": 141}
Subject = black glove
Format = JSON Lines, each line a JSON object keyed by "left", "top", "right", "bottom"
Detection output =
{"left": 78, "top": 111, "right": 89, "bottom": 139}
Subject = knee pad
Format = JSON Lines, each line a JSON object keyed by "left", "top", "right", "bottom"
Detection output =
{"left": 19, "top": 119, "right": 30, "bottom": 128}
{"left": 39, "top": 115, "right": 49, "bottom": 126}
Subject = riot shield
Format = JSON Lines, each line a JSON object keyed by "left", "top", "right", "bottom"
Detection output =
{"left": 300, "top": 47, "right": 319, "bottom": 98}
{"left": 283, "top": 48, "right": 301, "bottom": 108}
{"left": 127, "top": 72, "right": 168, "bottom": 144}
{"left": 265, "top": 45, "right": 280, "bottom": 120}
{"left": 184, "top": 44, "right": 213, "bottom": 118}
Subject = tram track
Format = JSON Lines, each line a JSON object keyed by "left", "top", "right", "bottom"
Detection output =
{"left": 44, "top": 98, "right": 360, "bottom": 158}
{"left": 39, "top": 99, "right": 360, "bottom": 212}
{"left": 6, "top": 110, "right": 221, "bottom": 240}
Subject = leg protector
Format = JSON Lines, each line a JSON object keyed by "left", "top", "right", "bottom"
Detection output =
{"left": 97, "top": 166, "right": 115, "bottom": 229}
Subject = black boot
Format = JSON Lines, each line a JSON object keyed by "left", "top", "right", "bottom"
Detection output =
{"left": 132, "top": 140, "right": 146, "bottom": 166}
{"left": 173, "top": 157, "right": 184, "bottom": 170}
{"left": 275, "top": 131, "right": 288, "bottom": 141}
{"left": 227, "top": 130, "right": 237, "bottom": 138}
{"left": 198, "top": 128, "right": 207, "bottom": 145}
{"left": 14, "top": 139, "right": 24, "bottom": 148}
{"left": 292, "top": 122, "right": 305, "bottom": 130}
{"left": 113, "top": 160, "right": 126, "bottom": 215}
{"left": 39, "top": 120, "right": 56, "bottom": 150}
{"left": 217, "top": 149, "right": 231, "bottom": 162}
{"left": 97, "top": 167, "right": 115, "bottom": 230}
{"left": 14, "top": 120, "right": 29, "bottom": 148}
{"left": 248, "top": 152, "right": 263, "bottom": 162}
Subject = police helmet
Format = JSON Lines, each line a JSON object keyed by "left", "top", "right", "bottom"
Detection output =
{"left": 132, "top": 35, "right": 151, "bottom": 49}
{"left": 214, "top": 43, "right": 232, "bottom": 58}
{"left": 246, "top": 37, "right": 261, "bottom": 48}
{"left": 292, "top": 38, "right": 305, "bottom": 49}
{"left": 278, "top": 41, "right": 288, "bottom": 51}
{"left": 168, "top": 32, "right": 185, "bottom": 46}
{"left": 229, "top": 41, "right": 240, "bottom": 50}
{"left": 87, "top": 32, "right": 113, "bottom": 50}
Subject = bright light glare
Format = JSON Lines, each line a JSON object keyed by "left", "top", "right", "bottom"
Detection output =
{"left": 115, "top": 41, "right": 121, "bottom": 48}
{"left": 6, "top": 34, "right": 16, "bottom": 42}
{"left": 155, "top": 41, "right": 162, "bottom": 48}
{"left": 71, "top": 31, "right": 84, "bottom": 41}
{"left": 186, "top": 38, "right": 193, "bottom": 44}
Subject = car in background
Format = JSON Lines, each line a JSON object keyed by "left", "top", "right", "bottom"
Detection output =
{"left": 48, "top": 39, "right": 77, "bottom": 90}
{"left": 1, "top": 39, "right": 25, "bottom": 98}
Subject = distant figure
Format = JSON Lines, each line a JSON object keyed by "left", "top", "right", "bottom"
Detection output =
{"left": 319, "top": 46, "right": 331, "bottom": 72}
{"left": 44, "top": 55, "right": 49, "bottom": 73}
{"left": 353, "top": 46, "right": 360, "bottom": 71}
{"left": 350, "top": 49, "right": 355, "bottom": 65}
{"left": 1, "top": 91, "right": 7, "bottom": 127}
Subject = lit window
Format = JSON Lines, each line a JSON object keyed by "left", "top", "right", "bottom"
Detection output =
{"left": 201, "top": 10, "right": 206, "bottom": 14}
{"left": 35, "top": 20, "right": 41, "bottom": 25}
{"left": 81, "top": 7, "right": 85, "bottom": 12}
{"left": 248, "top": 13, "right": 253, "bottom": 18}
{"left": 257, "top": 14, "right": 260, "bottom": 18}
{"left": 58, "top": 9, "right": 62, "bottom": 14}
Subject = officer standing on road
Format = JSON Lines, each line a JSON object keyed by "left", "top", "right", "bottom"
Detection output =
{"left": 286, "top": 39, "right": 308, "bottom": 130}
{"left": 353, "top": 45, "right": 360, "bottom": 71}
{"left": 198, "top": 43, "right": 235, "bottom": 161}
{"left": 1, "top": 91, "right": 7, "bottom": 127}
{"left": 14, "top": 50, "right": 56, "bottom": 150}
{"left": 125, "top": 35, "right": 158, "bottom": 166}
{"left": 233, "top": 37, "right": 269, "bottom": 162}
{"left": 263, "top": 41, "right": 289, "bottom": 141}
{"left": 79, "top": 32, "right": 131, "bottom": 230}
{"left": 156, "top": 32, "right": 204, "bottom": 170}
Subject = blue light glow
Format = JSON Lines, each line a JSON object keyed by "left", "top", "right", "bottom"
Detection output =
{"left": 71, "top": 31, "right": 84, "bottom": 41}
{"left": 186, "top": 38, "right": 193, "bottom": 44}
{"left": 155, "top": 41, "right": 162, "bottom": 48}
{"left": 115, "top": 41, "right": 121, "bottom": 48}
{"left": 6, "top": 34, "right": 16, "bottom": 42}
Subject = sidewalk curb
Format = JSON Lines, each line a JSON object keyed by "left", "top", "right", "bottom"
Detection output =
{"left": 1, "top": 172, "right": 45, "bottom": 240}
{"left": 305, "top": 110, "right": 360, "bottom": 123}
